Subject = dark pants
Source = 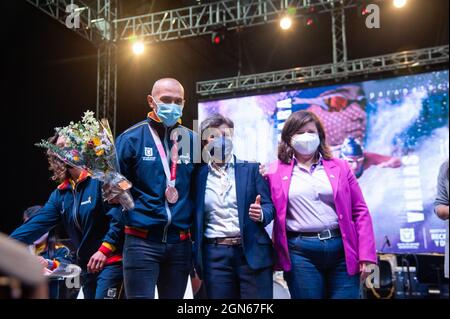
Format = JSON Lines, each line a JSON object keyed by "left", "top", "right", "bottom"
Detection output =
{"left": 285, "top": 235, "right": 360, "bottom": 299}
{"left": 123, "top": 234, "right": 192, "bottom": 299}
{"left": 81, "top": 263, "right": 124, "bottom": 299}
{"left": 203, "top": 243, "right": 273, "bottom": 299}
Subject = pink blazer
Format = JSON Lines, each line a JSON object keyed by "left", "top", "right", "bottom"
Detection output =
{"left": 267, "top": 158, "right": 377, "bottom": 275}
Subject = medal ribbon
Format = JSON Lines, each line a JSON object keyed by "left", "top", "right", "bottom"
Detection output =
{"left": 148, "top": 124, "right": 178, "bottom": 188}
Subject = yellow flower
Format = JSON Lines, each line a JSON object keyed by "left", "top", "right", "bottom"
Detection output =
{"left": 95, "top": 149, "right": 105, "bottom": 156}
{"left": 92, "top": 137, "right": 101, "bottom": 146}
{"left": 74, "top": 156, "right": 80, "bottom": 161}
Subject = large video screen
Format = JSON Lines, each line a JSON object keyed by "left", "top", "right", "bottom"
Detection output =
{"left": 199, "top": 70, "right": 449, "bottom": 254}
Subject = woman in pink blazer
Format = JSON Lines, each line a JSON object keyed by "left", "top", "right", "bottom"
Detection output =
{"left": 266, "top": 110, "right": 377, "bottom": 299}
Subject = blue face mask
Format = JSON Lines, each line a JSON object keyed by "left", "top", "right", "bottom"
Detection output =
{"left": 155, "top": 101, "right": 183, "bottom": 127}
{"left": 210, "top": 136, "right": 233, "bottom": 163}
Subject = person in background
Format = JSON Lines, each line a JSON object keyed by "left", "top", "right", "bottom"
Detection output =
{"left": 192, "top": 114, "right": 275, "bottom": 299}
{"left": 302, "top": 85, "right": 367, "bottom": 146}
{"left": 294, "top": 85, "right": 401, "bottom": 170}
{"left": 22, "top": 206, "right": 72, "bottom": 272}
{"left": 339, "top": 137, "right": 401, "bottom": 179}
{"left": 11, "top": 134, "right": 124, "bottom": 299}
{"left": 266, "top": 110, "right": 377, "bottom": 299}
{"left": 22, "top": 205, "right": 72, "bottom": 298}
{"left": 434, "top": 159, "right": 449, "bottom": 279}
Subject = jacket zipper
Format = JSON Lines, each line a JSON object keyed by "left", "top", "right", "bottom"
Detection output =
{"left": 71, "top": 185, "right": 82, "bottom": 259}
{"left": 162, "top": 126, "right": 172, "bottom": 243}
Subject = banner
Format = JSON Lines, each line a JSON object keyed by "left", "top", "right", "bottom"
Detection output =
{"left": 199, "top": 70, "right": 449, "bottom": 254}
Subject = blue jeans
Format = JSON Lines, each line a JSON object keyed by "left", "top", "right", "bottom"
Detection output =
{"left": 203, "top": 244, "right": 273, "bottom": 299}
{"left": 123, "top": 234, "right": 192, "bottom": 299}
{"left": 285, "top": 235, "right": 360, "bottom": 299}
{"left": 81, "top": 263, "right": 124, "bottom": 299}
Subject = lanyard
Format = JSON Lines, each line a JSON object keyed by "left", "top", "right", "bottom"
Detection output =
{"left": 148, "top": 124, "right": 178, "bottom": 187}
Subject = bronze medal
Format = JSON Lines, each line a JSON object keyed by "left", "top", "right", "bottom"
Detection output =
{"left": 165, "top": 186, "right": 179, "bottom": 204}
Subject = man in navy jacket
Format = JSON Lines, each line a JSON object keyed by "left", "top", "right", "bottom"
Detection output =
{"left": 115, "top": 78, "right": 196, "bottom": 299}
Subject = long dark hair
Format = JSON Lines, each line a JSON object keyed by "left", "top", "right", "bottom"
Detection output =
{"left": 278, "top": 110, "right": 333, "bottom": 164}
{"left": 46, "top": 134, "right": 70, "bottom": 183}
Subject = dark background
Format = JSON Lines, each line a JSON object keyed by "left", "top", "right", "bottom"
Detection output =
{"left": 0, "top": 0, "right": 448, "bottom": 233}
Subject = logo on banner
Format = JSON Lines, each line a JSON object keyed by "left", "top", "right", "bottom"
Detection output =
{"left": 430, "top": 228, "right": 447, "bottom": 248}
{"left": 400, "top": 228, "right": 415, "bottom": 243}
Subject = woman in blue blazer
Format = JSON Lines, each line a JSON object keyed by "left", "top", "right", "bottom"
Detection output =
{"left": 193, "top": 114, "right": 275, "bottom": 299}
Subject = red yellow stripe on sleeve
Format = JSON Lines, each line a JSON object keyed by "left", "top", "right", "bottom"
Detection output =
{"left": 98, "top": 242, "right": 116, "bottom": 257}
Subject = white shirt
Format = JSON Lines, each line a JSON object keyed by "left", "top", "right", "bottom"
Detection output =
{"left": 204, "top": 162, "right": 241, "bottom": 238}
{"left": 286, "top": 157, "right": 339, "bottom": 233}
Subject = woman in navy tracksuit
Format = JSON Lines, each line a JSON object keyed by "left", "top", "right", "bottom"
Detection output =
{"left": 11, "top": 134, "right": 124, "bottom": 299}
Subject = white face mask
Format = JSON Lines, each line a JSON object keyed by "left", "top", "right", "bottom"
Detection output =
{"left": 291, "top": 133, "right": 320, "bottom": 156}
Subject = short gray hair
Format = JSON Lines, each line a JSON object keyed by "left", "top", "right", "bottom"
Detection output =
{"left": 200, "top": 114, "right": 234, "bottom": 133}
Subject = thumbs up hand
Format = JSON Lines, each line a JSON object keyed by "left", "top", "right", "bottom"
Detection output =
{"left": 249, "top": 194, "right": 263, "bottom": 222}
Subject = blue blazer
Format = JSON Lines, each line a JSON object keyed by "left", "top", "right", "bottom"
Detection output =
{"left": 193, "top": 158, "right": 275, "bottom": 279}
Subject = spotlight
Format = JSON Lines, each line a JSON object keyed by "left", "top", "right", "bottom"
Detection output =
{"left": 132, "top": 41, "right": 145, "bottom": 55}
{"left": 211, "top": 27, "right": 226, "bottom": 45}
{"left": 393, "top": 0, "right": 407, "bottom": 8}
{"left": 358, "top": 1, "right": 371, "bottom": 17}
{"left": 280, "top": 16, "right": 293, "bottom": 30}
{"left": 304, "top": 16, "right": 317, "bottom": 28}
{"left": 212, "top": 33, "right": 223, "bottom": 44}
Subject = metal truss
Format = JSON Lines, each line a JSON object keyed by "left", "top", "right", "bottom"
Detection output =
{"left": 26, "top": 0, "right": 118, "bottom": 133}
{"left": 196, "top": 45, "right": 449, "bottom": 96}
{"left": 331, "top": 0, "right": 347, "bottom": 64}
{"left": 26, "top": 0, "right": 447, "bottom": 129}
{"left": 26, "top": 0, "right": 100, "bottom": 42}
{"left": 96, "top": 0, "right": 118, "bottom": 135}
{"left": 114, "top": 0, "right": 363, "bottom": 44}
{"left": 94, "top": 0, "right": 116, "bottom": 41}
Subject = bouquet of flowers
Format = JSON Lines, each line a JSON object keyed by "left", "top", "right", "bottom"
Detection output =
{"left": 36, "top": 110, "right": 134, "bottom": 211}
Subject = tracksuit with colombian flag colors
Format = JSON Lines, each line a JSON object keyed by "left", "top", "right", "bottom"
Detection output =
{"left": 115, "top": 112, "right": 196, "bottom": 299}
{"left": 11, "top": 171, "right": 124, "bottom": 299}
